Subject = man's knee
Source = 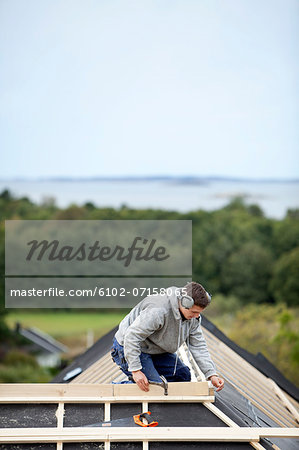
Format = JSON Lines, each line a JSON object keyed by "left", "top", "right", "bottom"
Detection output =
{"left": 175, "top": 364, "right": 191, "bottom": 381}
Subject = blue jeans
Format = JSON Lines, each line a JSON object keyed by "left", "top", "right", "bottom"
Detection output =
{"left": 111, "top": 337, "right": 191, "bottom": 383}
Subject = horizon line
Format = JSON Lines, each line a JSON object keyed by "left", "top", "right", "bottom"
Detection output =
{"left": 0, "top": 175, "right": 299, "bottom": 183}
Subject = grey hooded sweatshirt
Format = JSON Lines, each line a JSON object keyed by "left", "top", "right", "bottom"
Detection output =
{"left": 114, "top": 286, "right": 217, "bottom": 379}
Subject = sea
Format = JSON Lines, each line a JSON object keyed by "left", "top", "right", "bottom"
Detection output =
{"left": 1, "top": 178, "right": 298, "bottom": 219}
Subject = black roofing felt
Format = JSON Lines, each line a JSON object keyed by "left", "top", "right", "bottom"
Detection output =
{"left": 50, "top": 320, "right": 299, "bottom": 449}
{"left": 0, "top": 404, "right": 57, "bottom": 428}
{"left": 150, "top": 444, "right": 253, "bottom": 450}
{"left": 0, "top": 446, "right": 56, "bottom": 450}
{"left": 64, "top": 444, "right": 140, "bottom": 450}
{"left": 215, "top": 381, "right": 299, "bottom": 450}
{"left": 201, "top": 314, "right": 299, "bottom": 402}
{"left": 3, "top": 318, "right": 298, "bottom": 450}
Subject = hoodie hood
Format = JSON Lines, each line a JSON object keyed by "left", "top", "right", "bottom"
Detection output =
{"left": 168, "top": 286, "right": 183, "bottom": 320}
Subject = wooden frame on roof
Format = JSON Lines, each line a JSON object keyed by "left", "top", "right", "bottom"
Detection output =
{"left": 0, "top": 426, "right": 298, "bottom": 444}
{"left": 203, "top": 327, "right": 299, "bottom": 427}
{"left": 0, "top": 381, "right": 214, "bottom": 403}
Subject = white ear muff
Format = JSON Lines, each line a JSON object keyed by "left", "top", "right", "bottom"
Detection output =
{"left": 180, "top": 294, "right": 194, "bottom": 309}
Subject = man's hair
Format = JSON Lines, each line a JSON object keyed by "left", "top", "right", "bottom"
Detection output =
{"left": 184, "top": 282, "right": 211, "bottom": 308}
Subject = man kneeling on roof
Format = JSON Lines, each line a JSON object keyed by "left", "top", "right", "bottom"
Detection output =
{"left": 111, "top": 281, "right": 224, "bottom": 392}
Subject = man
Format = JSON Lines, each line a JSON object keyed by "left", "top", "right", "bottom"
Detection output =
{"left": 111, "top": 282, "right": 224, "bottom": 392}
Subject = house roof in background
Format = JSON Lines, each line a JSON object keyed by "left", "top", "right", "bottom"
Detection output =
{"left": 51, "top": 325, "right": 117, "bottom": 383}
{"left": 17, "top": 324, "right": 68, "bottom": 354}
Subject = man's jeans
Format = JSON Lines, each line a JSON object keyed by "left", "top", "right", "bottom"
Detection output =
{"left": 111, "top": 337, "right": 191, "bottom": 383}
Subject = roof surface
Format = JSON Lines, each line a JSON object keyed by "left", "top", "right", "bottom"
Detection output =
{"left": 2, "top": 316, "right": 298, "bottom": 449}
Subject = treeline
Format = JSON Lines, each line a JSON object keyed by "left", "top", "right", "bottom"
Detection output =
{"left": 0, "top": 189, "right": 298, "bottom": 385}
{"left": 1, "top": 188, "right": 299, "bottom": 309}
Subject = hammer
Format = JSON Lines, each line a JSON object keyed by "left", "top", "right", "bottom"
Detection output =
{"left": 148, "top": 375, "right": 168, "bottom": 395}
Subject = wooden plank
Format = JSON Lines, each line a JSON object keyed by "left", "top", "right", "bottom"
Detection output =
{"left": 205, "top": 331, "right": 272, "bottom": 386}
{"left": 104, "top": 403, "right": 110, "bottom": 421}
{"left": 213, "top": 358, "right": 296, "bottom": 426}
{"left": 186, "top": 341, "right": 271, "bottom": 450}
{"left": 185, "top": 356, "right": 267, "bottom": 450}
{"left": 268, "top": 379, "right": 299, "bottom": 423}
{"left": 210, "top": 349, "right": 289, "bottom": 413}
{"left": 285, "top": 391, "right": 299, "bottom": 410}
{"left": 204, "top": 402, "right": 240, "bottom": 428}
{"left": 0, "top": 395, "right": 215, "bottom": 404}
{"left": 178, "top": 347, "right": 197, "bottom": 382}
{"left": 0, "top": 427, "right": 298, "bottom": 443}
{"left": 258, "top": 428, "right": 299, "bottom": 438}
{"left": 87, "top": 367, "right": 122, "bottom": 385}
{"left": 113, "top": 381, "right": 210, "bottom": 397}
{"left": 108, "top": 395, "right": 214, "bottom": 403}
{"left": 180, "top": 343, "right": 205, "bottom": 381}
{"left": 212, "top": 353, "right": 288, "bottom": 408}
{"left": 0, "top": 383, "right": 212, "bottom": 402}
{"left": 224, "top": 378, "right": 291, "bottom": 428}
{"left": 142, "top": 401, "right": 148, "bottom": 413}
{"left": 82, "top": 365, "right": 118, "bottom": 384}
{"left": 108, "top": 372, "right": 126, "bottom": 383}
{"left": 56, "top": 402, "right": 64, "bottom": 429}
{"left": 211, "top": 355, "right": 296, "bottom": 425}
{"left": 182, "top": 348, "right": 293, "bottom": 426}
{"left": 0, "top": 382, "right": 213, "bottom": 402}
{"left": 0, "top": 383, "right": 113, "bottom": 398}
{"left": 203, "top": 403, "right": 267, "bottom": 450}
{"left": 207, "top": 339, "right": 281, "bottom": 396}
{"left": 74, "top": 360, "right": 115, "bottom": 384}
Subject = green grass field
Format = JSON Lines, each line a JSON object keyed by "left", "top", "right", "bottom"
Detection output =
{"left": 6, "top": 311, "right": 127, "bottom": 357}
{"left": 7, "top": 311, "right": 126, "bottom": 337}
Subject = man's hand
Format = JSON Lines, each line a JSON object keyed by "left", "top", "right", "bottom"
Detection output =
{"left": 132, "top": 370, "right": 149, "bottom": 392}
{"left": 209, "top": 375, "right": 224, "bottom": 392}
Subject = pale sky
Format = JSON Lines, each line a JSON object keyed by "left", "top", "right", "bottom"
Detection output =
{"left": 0, "top": 0, "right": 298, "bottom": 179}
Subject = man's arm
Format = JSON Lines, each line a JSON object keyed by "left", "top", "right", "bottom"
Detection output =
{"left": 131, "top": 369, "right": 150, "bottom": 391}
{"left": 123, "top": 307, "right": 164, "bottom": 391}
{"left": 188, "top": 320, "right": 224, "bottom": 391}
{"left": 208, "top": 375, "right": 224, "bottom": 391}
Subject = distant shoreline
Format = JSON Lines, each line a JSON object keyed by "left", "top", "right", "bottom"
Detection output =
{"left": 1, "top": 176, "right": 299, "bottom": 184}
{"left": 1, "top": 178, "right": 298, "bottom": 219}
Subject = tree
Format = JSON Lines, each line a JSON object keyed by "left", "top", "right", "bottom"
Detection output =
{"left": 228, "top": 303, "right": 299, "bottom": 386}
{"left": 0, "top": 222, "right": 10, "bottom": 339}
{"left": 273, "top": 218, "right": 299, "bottom": 257}
{"left": 270, "top": 247, "right": 299, "bottom": 306}
{"left": 221, "top": 241, "right": 274, "bottom": 303}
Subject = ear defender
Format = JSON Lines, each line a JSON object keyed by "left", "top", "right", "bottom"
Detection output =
{"left": 181, "top": 295, "right": 194, "bottom": 309}
{"left": 178, "top": 289, "right": 212, "bottom": 309}
{"left": 177, "top": 290, "right": 194, "bottom": 309}
{"left": 206, "top": 292, "right": 212, "bottom": 302}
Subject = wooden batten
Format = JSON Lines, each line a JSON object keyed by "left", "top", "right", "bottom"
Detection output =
{"left": 0, "top": 426, "right": 298, "bottom": 444}
{"left": 0, "top": 382, "right": 214, "bottom": 403}
{"left": 0, "top": 383, "right": 113, "bottom": 400}
{"left": 113, "top": 381, "right": 210, "bottom": 397}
